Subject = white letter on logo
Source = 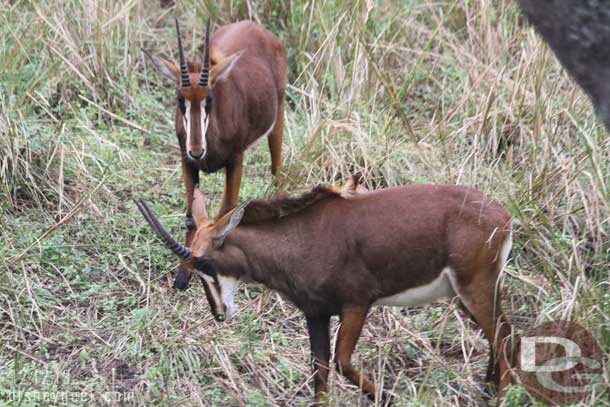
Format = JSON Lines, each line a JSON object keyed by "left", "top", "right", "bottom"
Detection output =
{"left": 521, "top": 336, "right": 603, "bottom": 393}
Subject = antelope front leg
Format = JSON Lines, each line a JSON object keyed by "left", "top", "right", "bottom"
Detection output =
{"left": 268, "top": 94, "right": 285, "bottom": 176}
{"left": 335, "top": 305, "right": 379, "bottom": 400}
{"left": 175, "top": 160, "right": 199, "bottom": 289}
{"left": 306, "top": 315, "right": 331, "bottom": 405}
{"left": 217, "top": 153, "right": 243, "bottom": 219}
{"left": 182, "top": 160, "right": 200, "bottom": 243}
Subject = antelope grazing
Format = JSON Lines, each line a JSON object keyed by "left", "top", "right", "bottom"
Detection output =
{"left": 143, "top": 18, "right": 287, "bottom": 289}
{"left": 135, "top": 175, "right": 514, "bottom": 404}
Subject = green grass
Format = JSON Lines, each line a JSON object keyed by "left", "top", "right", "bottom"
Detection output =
{"left": 1, "top": 0, "right": 608, "bottom": 406}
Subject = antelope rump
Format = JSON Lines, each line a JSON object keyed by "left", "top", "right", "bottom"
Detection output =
{"left": 136, "top": 174, "right": 515, "bottom": 404}
{"left": 143, "top": 18, "right": 287, "bottom": 290}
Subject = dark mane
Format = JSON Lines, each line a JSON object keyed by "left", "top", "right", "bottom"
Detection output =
{"left": 240, "top": 185, "right": 342, "bottom": 225}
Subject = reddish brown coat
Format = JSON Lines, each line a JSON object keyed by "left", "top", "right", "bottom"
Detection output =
{"left": 136, "top": 179, "right": 515, "bottom": 404}
{"left": 144, "top": 20, "right": 287, "bottom": 288}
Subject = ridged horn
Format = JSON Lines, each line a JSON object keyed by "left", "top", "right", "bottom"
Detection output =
{"left": 175, "top": 18, "right": 191, "bottom": 87}
{"left": 199, "top": 17, "right": 211, "bottom": 88}
{"left": 135, "top": 198, "right": 192, "bottom": 259}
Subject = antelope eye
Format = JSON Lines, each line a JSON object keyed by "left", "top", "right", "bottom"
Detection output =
{"left": 194, "top": 257, "right": 216, "bottom": 277}
{"left": 204, "top": 95, "right": 212, "bottom": 114}
{"left": 177, "top": 93, "right": 186, "bottom": 115}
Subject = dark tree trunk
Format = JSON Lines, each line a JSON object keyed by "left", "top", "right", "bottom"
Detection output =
{"left": 518, "top": 0, "right": 610, "bottom": 132}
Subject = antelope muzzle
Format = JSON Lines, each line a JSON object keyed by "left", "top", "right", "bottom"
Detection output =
{"left": 173, "top": 267, "right": 192, "bottom": 290}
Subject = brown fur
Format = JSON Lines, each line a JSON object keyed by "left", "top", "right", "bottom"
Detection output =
{"left": 138, "top": 177, "right": 515, "bottom": 404}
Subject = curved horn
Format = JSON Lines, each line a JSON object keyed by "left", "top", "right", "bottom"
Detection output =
{"left": 199, "top": 17, "right": 211, "bottom": 88}
{"left": 135, "top": 199, "right": 192, "bottom": 259}
{"left": 175, "top": 18, "right": 191, "bottom": 87}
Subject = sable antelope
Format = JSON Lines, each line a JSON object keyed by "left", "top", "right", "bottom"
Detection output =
{"left": 135, "top": 174, "right": 514, "bottom": 404}
{"left": 143, "top": 18, "right": 287, "bottom": 289}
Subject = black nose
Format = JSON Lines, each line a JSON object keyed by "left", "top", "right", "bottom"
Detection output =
{"left": 188, "top": 150, "right": 204, "bottom": 160}
{"left": 173, "top": 274, "right": 190, "bottom": 290}
{"left": 214, "top": 314, "right": 225, "bottom": 322}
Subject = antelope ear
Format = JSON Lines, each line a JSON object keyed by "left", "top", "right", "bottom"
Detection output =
{"left": 210, "top": 51, "right": 242, "bottom": 86}
{"left": 212, "top": 201, "right": 248, "bottom": 248}
{"left": 192, "top": 186, "right": 210, "bottom": 228}
{"left": 340, "top": 172, "right": 367, "bottom": 198}
{"left": 142, "top": 49, "right": 180, "bottom": 82}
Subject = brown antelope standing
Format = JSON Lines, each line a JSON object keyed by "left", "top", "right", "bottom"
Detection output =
{"left": 135, "top": 174, "right": 514, "bottom": 404}
{"left": 143, "top": 18, "right": 287, "bottom": 289}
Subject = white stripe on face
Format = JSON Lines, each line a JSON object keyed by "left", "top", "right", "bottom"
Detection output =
{"left": 183, "top": 100, "right": 191, "bottom": 146}
{"left": 200, "top": 100, "right": 209, "bottom": 151}
{"left": 199, "top": 272, "right": 222, "bottom": 312}
{"left": 218, "top": 275, "right": 239, "bottom": 319}
{"left": 183, "top": 99, "right": 208, "bottom": 157}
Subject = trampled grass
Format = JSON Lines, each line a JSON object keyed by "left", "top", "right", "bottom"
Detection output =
{"left": 0, "top": 0, "right": 608, "bottom": 406}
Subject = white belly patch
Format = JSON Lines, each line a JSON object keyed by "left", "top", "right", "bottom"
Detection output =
{"left": 374, "top": 267, "right": 456, "bottom": 307}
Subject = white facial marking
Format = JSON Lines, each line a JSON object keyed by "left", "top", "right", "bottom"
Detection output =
{"left": 374, "top": 267, "right": 456, "bottom": 307}
{"left": 218, "top": 275, "right": 239, "bottom": 319}
{"left": 197, "top": 271, "right": 222, "bottom": 310}
{"left": 184, "top": 99, "right": 209, "bottom": 157}
{"left": 200, "top": 101, "right": 208, "bottom": 153}
{"left": 184, "top": 100, "right": 192, "bottom": 146}
{"left": 200, "top": 273, "right": 214, "bottom": 284}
